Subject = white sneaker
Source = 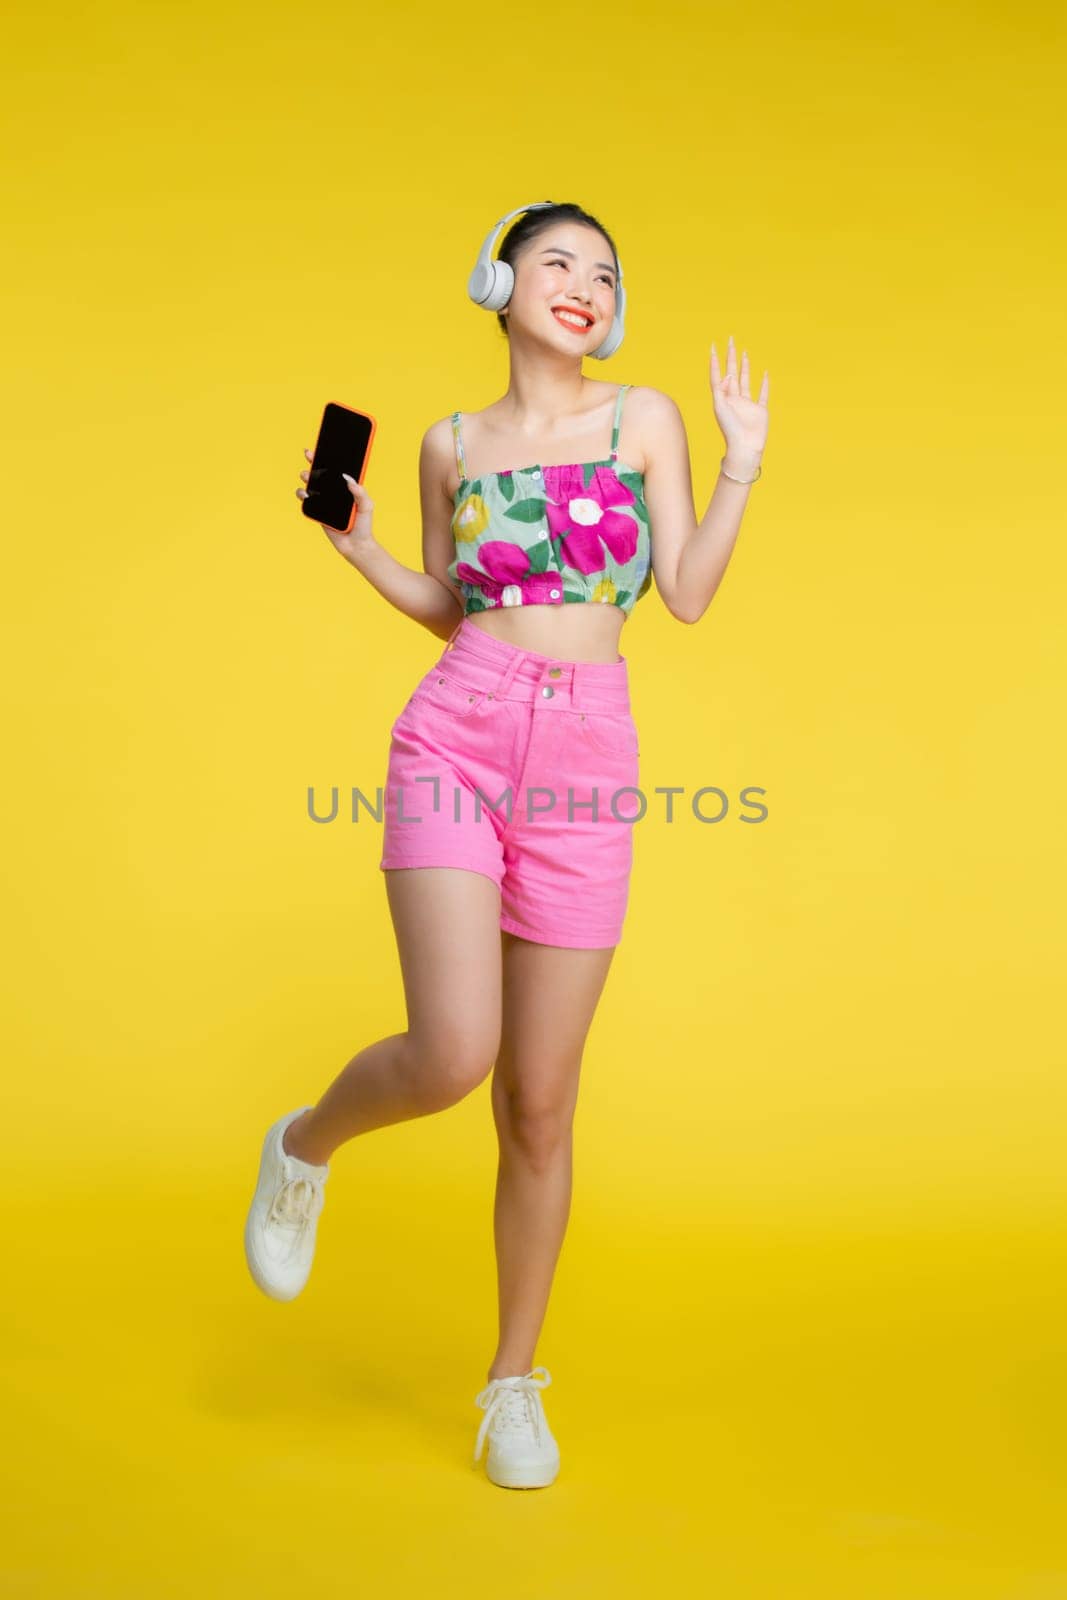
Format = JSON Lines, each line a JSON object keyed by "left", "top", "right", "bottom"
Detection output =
{"left": 243, "top": 1107, "right": 329, "bottom": 1302}
{"left": 473, "top": 1367, "right": 561, "bottom": 1488}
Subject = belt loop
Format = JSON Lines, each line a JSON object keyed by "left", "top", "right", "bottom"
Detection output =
{"left": 494, "top": 646, "right": 526, "bottom": 698}
{"left": 571, "top": 661, "right": 586, "bottom": 712}
{"left": 445, "top": 614, "right": 465, "bottom": 650}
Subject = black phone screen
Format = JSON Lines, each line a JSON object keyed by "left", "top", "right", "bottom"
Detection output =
{"left": 301, "top": 402, "right": 374, "bottom": 534}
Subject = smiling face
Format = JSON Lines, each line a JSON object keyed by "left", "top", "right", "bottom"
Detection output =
{"left": 502, "top": 223, "right": 618, "bottom": 350}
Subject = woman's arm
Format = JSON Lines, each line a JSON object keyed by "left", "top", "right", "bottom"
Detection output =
{"left": 640, "top": 340, "right": 769, "bottom": 625}
{"left": 347, "top": 538, "right": 461, "bottom": 642}
{"left": 320, "top": 423, "right": 463, "bottom": 642}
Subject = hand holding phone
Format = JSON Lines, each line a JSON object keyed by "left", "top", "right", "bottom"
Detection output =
{"left": 299, "top": 447, "right": 376, "bottom": 561}
{"left": 298, "top": 400, "right": 378, "bottom": 545}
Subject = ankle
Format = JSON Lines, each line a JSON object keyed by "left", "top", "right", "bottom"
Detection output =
{"left": 283, "top": 1110, "right": 330, "bottom": 1167}
{"left": 487, "top": 1361, "right": 533, "bottom": 1383}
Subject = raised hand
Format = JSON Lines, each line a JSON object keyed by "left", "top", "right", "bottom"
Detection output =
{"left": 710, "top": 335, "right": 770, "bottom": 463}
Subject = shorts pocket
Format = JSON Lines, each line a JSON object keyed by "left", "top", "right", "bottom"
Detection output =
{"left": 577, "top": 709, "right": 640, "bottom": 758}
{"left": 408, "top": 668, "right": 487, "bottom": 718}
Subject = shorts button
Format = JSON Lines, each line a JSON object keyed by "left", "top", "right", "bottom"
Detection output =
{"left": 541, "top": 685, "right": 554, "bottom": 698}
{"left": 549, "top": 667, "right": 562, "bottom": 678}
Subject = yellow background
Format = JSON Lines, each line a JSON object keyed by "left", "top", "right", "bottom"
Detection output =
{"left": 3, "top": 0, "right": 1065, "bottom": 1593}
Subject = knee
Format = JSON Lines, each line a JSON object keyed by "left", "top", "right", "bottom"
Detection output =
{"left": 409, "top": 1025, "right": 498, "bottom": 1110}
{"left": 496, "top": 1092, "right": 573, "bottom": 1171}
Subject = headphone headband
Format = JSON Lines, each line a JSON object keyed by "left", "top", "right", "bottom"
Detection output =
{"left": 466, "top": 199, "right": 626, "bottom": 361}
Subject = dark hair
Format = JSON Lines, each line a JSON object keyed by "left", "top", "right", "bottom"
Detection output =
{"left": 493, "top": 202, "right": 620, "bottom": 338}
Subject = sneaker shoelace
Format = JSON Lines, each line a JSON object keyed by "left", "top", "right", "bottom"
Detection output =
{"left": 473, "top": 1367, "right": 552, "bottom": 1464}
{"left": 267, "top": 1175, "right": 324, "bottom": 1258}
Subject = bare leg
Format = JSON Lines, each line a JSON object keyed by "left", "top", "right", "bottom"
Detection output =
{"left": 485, "top": 930, "right": 617, "bottom": 1382}
{"left": 284, "top": 867, "right": 503, "bottom": 1166}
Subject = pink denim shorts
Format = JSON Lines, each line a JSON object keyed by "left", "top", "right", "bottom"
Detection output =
{"left": 379, "top": 616, "right": 641, "bottom": 948}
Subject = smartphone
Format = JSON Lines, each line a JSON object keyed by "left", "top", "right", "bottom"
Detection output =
{"left": 301, "top": 401, "right": 377, "bottom": 534}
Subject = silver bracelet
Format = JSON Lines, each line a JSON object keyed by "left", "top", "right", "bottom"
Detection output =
{"left": 720, "top": 457, "right": 762, "bottom": 484}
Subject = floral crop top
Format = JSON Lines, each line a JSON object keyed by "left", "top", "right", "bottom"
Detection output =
{"left": 447, "top": 383, "right": 653, "bottom": 615}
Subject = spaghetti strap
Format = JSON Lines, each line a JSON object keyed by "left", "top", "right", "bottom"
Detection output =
{"left": 451, "top": 412, "right": 468, "bottom": 481}
{"left": 609, "top": 384, "right": 631, "bottom": 460}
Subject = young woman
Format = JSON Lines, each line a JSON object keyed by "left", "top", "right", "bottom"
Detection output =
{"left": 244, "top": 200, "right": 770, "bottom": 1489}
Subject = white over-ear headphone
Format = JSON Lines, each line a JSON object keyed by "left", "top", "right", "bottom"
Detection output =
{"left": 466, "top": 199, "right": 626, "bottom": 360}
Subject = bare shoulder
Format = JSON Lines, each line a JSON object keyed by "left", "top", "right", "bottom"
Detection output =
{"left": 419, "top": 414, "right": 459, "bottom": 501}
{"left": 421, "top": 412, "right": 456, "bottom": 462}
{"left": 626, "top": 384, "right": 685, "bottom": 426}
{"left": 622, "top": 386, "right": 688, "bottom": 474}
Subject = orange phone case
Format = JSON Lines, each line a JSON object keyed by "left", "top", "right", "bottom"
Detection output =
{"left": 312, "top": 400, "right": 378, "bottom": 535}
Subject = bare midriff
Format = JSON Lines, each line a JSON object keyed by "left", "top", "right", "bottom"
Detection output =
{"left": 461, "top": 603, "right": 626, "bottom": 665}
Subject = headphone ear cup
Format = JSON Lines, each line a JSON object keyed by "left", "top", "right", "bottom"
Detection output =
{"left": 468, "top": 201, "right": 553, "bottom": 314}
{"left": 589, "top": 277, "right": 626, "bottom": 359}
{"left": 590, "top": 315, "right": 624, "bottom": 359}
{"left": 467, "top": 257, "right": 515, "bottom": 312}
